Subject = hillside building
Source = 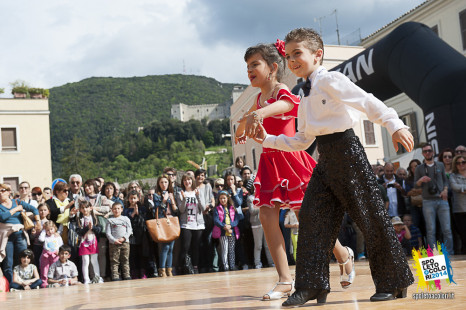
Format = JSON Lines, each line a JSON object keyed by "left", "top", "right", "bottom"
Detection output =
{"left": 0, "top": 98, "right": 53, "bottom": 192}
{"left": 171, "top": 86, "right": 245, "bottom": 122}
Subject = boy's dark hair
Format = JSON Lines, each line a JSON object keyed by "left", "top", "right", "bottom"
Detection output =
{"left": 421, "top": 142, "right": 433, "bottom": 149}
{"left": 285, "top": 28, "right": 324, "bottom": 65}
{"left": 59, "top": 245, "right": 72, "bottom": 254}
{"left": 19, "top": 249, "right": 34, "bottom": 261}
{"left": 112, "top": 202, "right": 123, "bottom": 209}
{"left": 194, "top": 169, "right": 206, "bottom": 178}
{"left": 244, "top": 43, "right": 286, "bottom": 82}
{"left": 240, "top": 166, "right": 252, "bottom": 176}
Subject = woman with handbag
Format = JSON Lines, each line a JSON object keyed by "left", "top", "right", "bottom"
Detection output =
{"left": 176, "top": 174, "right": 206, "bottom": 274}
{"left": 0, "top": 183, "right": 41, "bottom": 285}
{"left": 146, "top": 175, "right": 179, "bottom": 277}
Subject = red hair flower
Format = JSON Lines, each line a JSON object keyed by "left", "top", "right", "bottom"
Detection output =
{"left": 275, "top": 39, "right": 286, "bottom": 57}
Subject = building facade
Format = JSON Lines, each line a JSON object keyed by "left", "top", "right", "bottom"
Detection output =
{"left": 361, "top": 0, "right": 466, "bottom": 167}
{"left": 230, "top": 45, "right": 386, "bottom": 172}
{"left": 0, "top": 98, "right": 52, "bottom": 192}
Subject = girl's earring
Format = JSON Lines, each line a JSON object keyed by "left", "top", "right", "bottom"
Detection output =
{"left": 267, "top": 72, "right": 272, "bottom": 80}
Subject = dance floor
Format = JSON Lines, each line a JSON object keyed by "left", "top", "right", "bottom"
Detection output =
{"left": 2, "top": 256, "right": 465, "bottom": 309}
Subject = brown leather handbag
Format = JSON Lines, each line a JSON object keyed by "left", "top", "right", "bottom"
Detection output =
{"left": 146, "top": 207, "right": 180, "bottom": 243}
{"left": 21, "top": 211, "right": 35, "bottom": 230}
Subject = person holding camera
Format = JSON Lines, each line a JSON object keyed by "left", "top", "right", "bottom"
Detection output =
{"left": 377, "top": 163, "right": 407, "bottom": 218}
{"left": 414, "top": 143, "right": 453, "bottom": 254}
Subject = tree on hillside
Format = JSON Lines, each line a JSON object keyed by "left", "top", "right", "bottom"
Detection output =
{"left": 60, "top": 136, "right": 95, "bottom": 179}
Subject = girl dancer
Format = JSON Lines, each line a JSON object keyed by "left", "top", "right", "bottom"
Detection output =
{"left": 236, "top": 41, "right": 355, "bottom": 300}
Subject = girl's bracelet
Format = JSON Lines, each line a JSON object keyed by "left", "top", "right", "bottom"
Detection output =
{"left": 250, "top": 111, "right": 263, "bottom": 124}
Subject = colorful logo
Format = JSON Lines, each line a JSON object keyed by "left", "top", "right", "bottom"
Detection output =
{"left": 412, "top": 242, "right": 456, "bottom": 291}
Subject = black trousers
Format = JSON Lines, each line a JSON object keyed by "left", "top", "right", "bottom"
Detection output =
{"left": 180, "top": 228, "right": 202, "bottom": 267}
{"left": 296, "top": 129, "right": 414, "bottom": 292}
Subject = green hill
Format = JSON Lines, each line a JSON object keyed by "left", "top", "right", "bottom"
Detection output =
{"left": 49, "top": 74, "right": 244, "bottom": 177}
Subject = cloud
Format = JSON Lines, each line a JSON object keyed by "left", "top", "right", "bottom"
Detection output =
{"left": 0, "top": 0, "right": 425, "bottom": 97}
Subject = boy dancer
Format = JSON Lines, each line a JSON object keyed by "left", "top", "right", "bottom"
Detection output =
{"left": 252, "top": 28, "right": 414, "bottom": 306}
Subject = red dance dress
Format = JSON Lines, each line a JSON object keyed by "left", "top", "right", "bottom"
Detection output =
{"left": 253, "top": 88, "right": 316, "bottom": 210}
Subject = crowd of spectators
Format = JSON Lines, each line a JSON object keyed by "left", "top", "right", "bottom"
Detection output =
{"left": 359, "top": 144, "right": 466, "bottom": 259}
{"left": 0, "top": 165, "right": 281, "bottom": 292}
{"left": 2, "top": 143, "right": 465, "bottom": 292}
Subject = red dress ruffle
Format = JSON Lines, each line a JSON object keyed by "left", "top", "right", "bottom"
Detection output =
{"left": 253, "top": 89, "right": 316, "bottom": 210}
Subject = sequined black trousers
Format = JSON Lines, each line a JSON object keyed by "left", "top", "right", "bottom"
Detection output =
{"left": 296, "top": 129, "right": 414, "bottom": 292}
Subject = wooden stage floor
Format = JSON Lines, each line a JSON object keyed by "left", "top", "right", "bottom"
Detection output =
{"left": 2, "top": 256, "right": 465, "bottom": 309}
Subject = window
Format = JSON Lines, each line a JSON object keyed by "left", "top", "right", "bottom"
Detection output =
{"left": 3, "top": 177, "right": 19, "bottom": 193}
{"left": 461, "top": 9, "right": 466, "bottom": 50}
{"left": 431, "top": 25, "right": 439, "bottom": 36}
{"left": 363, "top": 120, "right": 376, "bottom": 145}
{"left": 1, "top": 128, "right": 18, "bottom": 151}
{"left": 398, "top": 112, "right": 419, "bottom": 155}
{"left": 252, "top": 148, "right": 257, "bottom": 171}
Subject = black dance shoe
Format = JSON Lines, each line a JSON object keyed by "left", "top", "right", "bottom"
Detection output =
{"left": 282, "top": 288, "right": 329, "bottom": 307}
{"left": 370, "top": 287, "right": 407, "bottom": 302}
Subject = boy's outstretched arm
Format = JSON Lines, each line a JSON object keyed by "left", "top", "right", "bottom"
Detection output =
{"left": 392, "top": 128, "right": 414, "bottom": 152}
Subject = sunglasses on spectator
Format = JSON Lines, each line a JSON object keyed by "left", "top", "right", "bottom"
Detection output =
{"left": 443, "top": 155, "right": 452, "bottom": 159}
{"left": 166, "top": 173, "right": 175, "bottom": 176}
{"left": 215, "top": 185, "right": 224, "bottom": 188}
{"left": 422, "top": 149, "right": 433, "bottom": 153}
{"left": 71, "top": 181, "right": 80, "bottom": 185}
{"left": 456, "top": 161, "right": 466, "bottom": 165}
{"left": 0, "top": 188, "right": 11, "bottom": 193}
{"left": 32, "top": 193, "right": 41, "bottom": 196}
{"left": 62, "top": 189, "right": 69, "bottom": 193}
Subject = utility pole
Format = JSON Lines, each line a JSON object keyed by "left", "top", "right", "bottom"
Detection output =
{"left": 332, "top": 9, "right": 341, "bottom": 45}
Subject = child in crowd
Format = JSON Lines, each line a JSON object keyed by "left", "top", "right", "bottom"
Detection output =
{"left": 106, "top": 202, "right": 132, "bottom": 281}
{"left": 31, "top": 203, "right": 51, "bottom": 269}
{"left": 10, "top": 249, "right": 42, "bottom": 291}
{"left": 39, "top": 220, "right": 63, "bottom": 287}
{"left": 403, "top": 214, "right": 422, "bottom": 251}
{"left": 392, "top": 216, "right": 412, "bottom": 256}
{"left": 248, "top": 191, "right": 274, "bottom": 269}
{"left": 284, "top": 210, "right": 299, "bottom": 262}
{"left": 76, "top": 200, "right": 103, "bottom": 284}
{"left": 47, "top": 245, "right": 79, "bottom": 287}
{"left": 213, "top": 191, "right": 239, "bottom": 271}
{"left": 252, "top": 28, "right": 414, "bottom": 305}
{"left": 123, "top": 190, "right": 147, "bottom": 279}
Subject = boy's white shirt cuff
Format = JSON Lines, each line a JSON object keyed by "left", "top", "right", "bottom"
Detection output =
{"left": 263, "top": 134, "right": 275, "bottom": 148}
{"left": 386, "top": 119, "right": 410, "bottom": 136}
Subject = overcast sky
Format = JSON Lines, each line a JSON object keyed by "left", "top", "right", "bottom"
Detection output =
{"left": 0, "top": 0, "right": 426, "bottom": 97}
